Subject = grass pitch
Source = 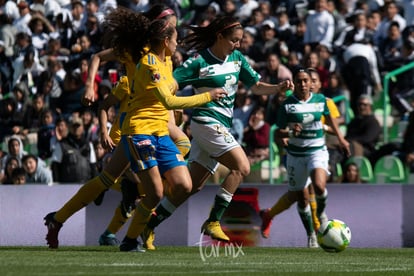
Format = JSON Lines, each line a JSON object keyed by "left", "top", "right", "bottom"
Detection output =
{"left": 0, "top": 246, "right": 413, "bottom": 275}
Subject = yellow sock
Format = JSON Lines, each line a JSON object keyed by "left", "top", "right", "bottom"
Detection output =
{"left": 126, "top": 201, "right": 154, "bottom": 239}
{"left": 55, "top": 171, "right": 115, "bottom": 223}
{"left": 309, "top": 193, "right": 320, "bottom": 230}
{"left": 175, "top": 136, "right": 191, "bottom": 157}
{"left": 268, "top": 193, "right": 294, "bottom": 218}
{"left": 106, "top": 205, "right": 131, "bottom": 234}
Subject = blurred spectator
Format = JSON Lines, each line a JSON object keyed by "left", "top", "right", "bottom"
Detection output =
{"left": 0, "top": 135, "right": 27, "bottom": 181}
{"left": 67, "top": 34, "right": 95, "bottom": 71}
{"left": 374, "top": 1, "right": 406, "bottom": 45}
{"left": 337, "top": 10, "right": 374, "bottom": 49}
{"left": 379, "top": 21, "right": 403, "bottom": 71}
{"left": 0, "top": 97, "right": 21, "bottom": 142}
{"left": 303, "top": 0, "right": 335, "bottom": 54}
{"left": 80, "top": 108, "right": 99, "bottom": 142}
{"left": 51, "top": 116, "right": 97, "bottom": 183}
{"left": 0, "top": 39, "right": 14, "bottom": 95}
{"left": 12, "top": 32, "right": 44, "bottom": 89}
{"left": 12, "top": 82, "right": 31, "bottom": 125}
{"left": 261, "top": 53, "right": 292, "bottom": 85}
{"left": 243, "top": 106, "right": 270, "bottom": 165}
{"left": 251, "top": 19, "right": 279, "bottom": 70}
{"left": 37, "top": 108, "right": 56, "bottom": 160}
{"left": 70, "top": 0, "right": 85, "bottom": 33}
{"left": 303, "top": 51, "right": 330, "bottom": 89}
{"left": 288, "top": 19, "right": 306, "bottom": 55}
{"left": 57, "top": 70, "right": 85, "bottom": 119}
{"left": 35, "top": 69, "right": 63, "bottom": 112}
{"left": 341, "top": 162, "right": 362, "bottom": 183}
{"left": 1, "top": 156, "right": 20, "bottom": 184}
{"left": 28, "top": 14, "right": 55, "bottom": 56}
{"left": 14, "top": 1, "right": 32, "bottom": 34}
{"left": 345, "top": 95, "right": 381, "bottom": 159}
{"left": 50, "top": 116, "right": 68, "bottom": 153}
{"left": 93, "top": 139, "right": 107, "bottom": 172}
{"left": 11, "top": 167, "right": 26, "bottom": 184}
{"left": 0, "top": 13, "right": 17, "bottom": 58}
{"left": 402, "top": 0, "right": 414, "bottom": 26}
{"left": 235, "top": 0, "right": 259, "bottom": 23}
{"left": 55, "top": 10, "right": 77, "bottom": 50}
{"left": 21, "top": 93, "right": 47, "bottom": 145}
{"left": 22, "top": 153, "right": 53, "bottom": 184}
{"left": 342, "top": 42, "right": 382, "bottom": 114}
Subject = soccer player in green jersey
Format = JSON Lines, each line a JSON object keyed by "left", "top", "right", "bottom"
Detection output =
{"left": 140, "top": 16, "right": 294, "bottom": 249}
{"left": 261, "top": 68, "right": 350, "bottom": 247}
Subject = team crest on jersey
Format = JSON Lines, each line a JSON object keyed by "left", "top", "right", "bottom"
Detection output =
{"left": 151, "top": 71, "right": 161, "bottom": 82}
{"left": 233, "top": 61, "right": 241, "bottom": 71}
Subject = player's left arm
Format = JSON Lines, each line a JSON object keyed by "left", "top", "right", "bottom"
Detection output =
{"left": 251, "top": 80, "right": 294, "bottom": 96}
{"left": 325, "top": 114, "right": 351, "bottom": 157}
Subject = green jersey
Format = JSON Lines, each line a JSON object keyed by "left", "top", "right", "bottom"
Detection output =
{"left": 277, "top": 93, "right": 330, "bottom": 156}
{"left": 173, "top": 49, "right": 260, "bottom": 128}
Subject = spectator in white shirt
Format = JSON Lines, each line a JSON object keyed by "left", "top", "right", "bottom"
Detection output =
{"left": 303, "top": 0, "right": 335, "bottom": 54}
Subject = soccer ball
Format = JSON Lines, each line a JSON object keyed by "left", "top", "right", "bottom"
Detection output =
{"left": 317, "top": 219, "right": 351, "bottom": 253}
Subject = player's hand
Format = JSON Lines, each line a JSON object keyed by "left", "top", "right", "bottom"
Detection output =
{"left": 100, "top": 132, "right": 116, "bottom": 151}
{"left": 278, "top": 80, "right": 294, "bottom": 93}
{"left": 339, "top": 138, "right": 351, "bottom": 157}
{"left": 209, "top": 88, "right": 228, "bottom": 101}
{"left": 82, "top": 86, "right": 95, "bottom": 106}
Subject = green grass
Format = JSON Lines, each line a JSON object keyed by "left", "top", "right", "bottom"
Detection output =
{"left": 0, "top": 246, "right": 413, "bottom": 275}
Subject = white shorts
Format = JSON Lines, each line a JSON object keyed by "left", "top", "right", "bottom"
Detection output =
{"left": 286, "top": 148, "right": 330, "bottom": 191}
{"left": 188, "top": 121, "right": 240, "bottom": 174}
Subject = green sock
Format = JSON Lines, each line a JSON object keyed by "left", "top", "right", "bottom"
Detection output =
{"left": 208, "top": 195, "right": 231, "bottom": 222}
{"left": 297, "top": 205, "right": 314, "bottom": 236}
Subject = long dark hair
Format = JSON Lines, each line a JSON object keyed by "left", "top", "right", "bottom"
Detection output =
{"left": 101, "top": 8, "right": 150, "bottom": 64}
{"left": 182, "top": 16, "right": 242, "bottom": 52}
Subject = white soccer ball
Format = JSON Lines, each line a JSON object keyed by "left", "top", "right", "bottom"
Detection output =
{"left": 317, "top": 219, "right": 351, "bottom": 253}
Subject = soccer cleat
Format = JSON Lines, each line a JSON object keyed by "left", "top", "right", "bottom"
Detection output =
{"left": 44, "top": 212, "right": 62, "bottom": 249}
{"left": 308, "top": 232, "right": 319, "bottom": 248}
{"left": 119, "top": 238, "right": 146, "bottom": 253}
{"left": 99, "top": 233, "right": 120, "bottom": 246}
{"left": 141, "top": 226, "right": 156, "bottom": 250}
{"left": 201, "top": 221, "right": 230, "bottom": 242}
{"left": 259, "top": 209, "right": 273, "bottom": 239}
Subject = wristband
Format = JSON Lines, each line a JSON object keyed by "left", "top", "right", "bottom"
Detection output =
{"left": 288, "top": 130, "right": 294, "bottom": 138}
{"left": 323, "top": 124, "right": 329, "bottom": 132}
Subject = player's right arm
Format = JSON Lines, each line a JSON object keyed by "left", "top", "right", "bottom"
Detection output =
{"left": 83, "top": 48, "right": 118, "bottom": 106}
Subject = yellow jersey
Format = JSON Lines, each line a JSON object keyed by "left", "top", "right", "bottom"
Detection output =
{"left": 122, "top": 51, "right": 212, "bottom": 136}
{"left": 321, "top": 97, "right": 340, "bottom": 124}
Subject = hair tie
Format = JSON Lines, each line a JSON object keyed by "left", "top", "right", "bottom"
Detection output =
{"left": 216, "top": 22, "right": 241, "bottom": 34}
{"left": 156, "top": 9, "right": 175, "bottom": 19}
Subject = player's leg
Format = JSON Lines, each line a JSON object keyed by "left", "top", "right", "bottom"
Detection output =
{"left": 296, "top": 187, "right": 318, "bottom": 248}
{"left": 259, "top": 191, "right": 296, "bottom": 238}
{"left": 120, "top": 135, "right": 189, "bottom": 252}
{"left": 44, "top": 145, "right": 130, "bottom": 248}
{"left": 142, "top": 127, "right": 191, "bottom": 250}
{"left": 309, "top": 149, "right": 330, "bottom": 225}
{"left": 307, "top": 183, "right": 321, "bottom": 231}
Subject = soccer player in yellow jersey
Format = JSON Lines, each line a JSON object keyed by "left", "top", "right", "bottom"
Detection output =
{"left": 118, "top": 18, "right": 226, "bottom": 252}
{"left": 43, "top": 6, "right": 211, "bottom": 249}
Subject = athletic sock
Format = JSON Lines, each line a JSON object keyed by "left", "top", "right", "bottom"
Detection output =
{"left": 174, "top": 136, "right": 191, "bottom": 157}
{"left": 309, "top": 192, "right": 320, "bottom": 230}
{"left": 297, "top": 204, "right": 314, "bottom": 236}
{"left": 147, "top": 197, "right": 176, "bottom": 229}
{"left": 316, "top": 188, "right": 328, "bottom": 217}
{"left": 125, "top": 201, "right": 155, "bottom": 239}
{"left": 268, "top": 192, "right": 294, "bottom": 218}
{"left": 207, "top": 187, "right": 233, "bottom": 222}
{"left": 106, "top": 205, "right": 129, "bottom": 235}
{"left": 54, "top": 172, "right": 113, "bottom": 223}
